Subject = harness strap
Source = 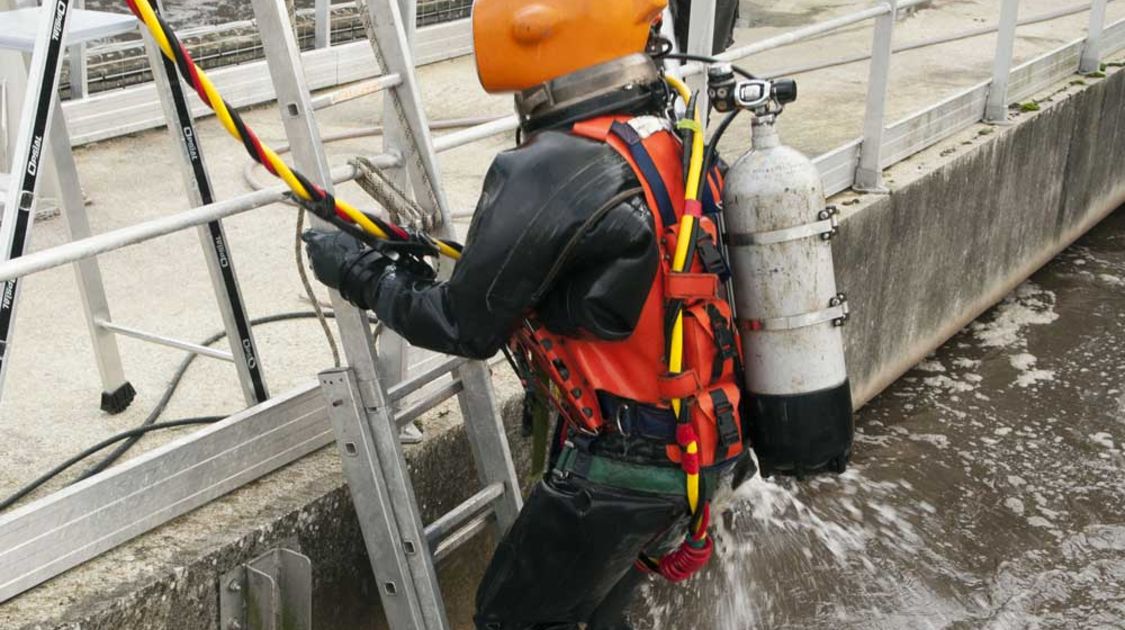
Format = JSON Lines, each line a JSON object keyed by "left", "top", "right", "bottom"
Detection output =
{"left": 607, "top": 121, "right": 678, "bottom": 228}
{"left": 706, "top": 304, "right": 740, "bottom": 381}
{"left": 702, "top": 167, "right": 723, "bottom": 215}
{"left": 666, "top": 272, "right": 718, "bottom": 302}
{"left": 658, "top": 369, "right": 703, "bottom": 402}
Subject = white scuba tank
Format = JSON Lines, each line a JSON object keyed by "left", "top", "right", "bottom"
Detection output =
{"left": 721, "top": 117, "right": 853, "bottom": 477}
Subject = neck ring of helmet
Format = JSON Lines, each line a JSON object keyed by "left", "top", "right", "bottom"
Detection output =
{"left": 516, "top": 53, "right": 666, "bottom": 135}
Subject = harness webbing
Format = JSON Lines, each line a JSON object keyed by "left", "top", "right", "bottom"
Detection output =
{"left": 608, "top": 122, "right": 679, "bottom": 229}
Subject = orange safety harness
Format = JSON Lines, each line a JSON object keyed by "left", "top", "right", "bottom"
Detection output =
{"left": 509, "top": 113, "right": 745, "bottom": 582}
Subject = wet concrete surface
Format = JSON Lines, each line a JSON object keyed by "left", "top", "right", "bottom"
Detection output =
{"left": 642, "top": 208, "right": 1125, "bottom": 628}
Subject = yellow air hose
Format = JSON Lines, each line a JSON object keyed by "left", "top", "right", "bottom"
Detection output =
{"left": 663, "top": 75, "right": 707, "bottom": 516}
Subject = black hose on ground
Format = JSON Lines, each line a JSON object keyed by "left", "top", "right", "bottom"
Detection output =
{"left": 76, "top": 310, "right": 338, "bottom": 481}
{"left": 0, "top": 417, "right": 225, "bottom": 512}
{"left": 0, "top": 311, "right": 338, "bottom": 513}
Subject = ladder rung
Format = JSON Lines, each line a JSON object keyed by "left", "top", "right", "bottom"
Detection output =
{"left": 432, "top": 512, "right": 492, "bottom": 565}
{"left": 425, "top": 483, "right": 504, "bottom": 562}
{"left": 96, "top": 320, "right": 234, "bottom": 362}
{"left": 310, "top": 73, "right": 402, "bottom": 111}
{"left": 387, "top": 355, "right": 467, "bottom": 403}
{"left": 394, "top": 377, "right": 463, "bottom": 428}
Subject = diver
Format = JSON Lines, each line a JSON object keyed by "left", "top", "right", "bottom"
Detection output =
{"left": 304, "top": 0, "right": 753, "bottom": 627}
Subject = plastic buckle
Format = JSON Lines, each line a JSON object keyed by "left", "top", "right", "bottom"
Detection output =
{"left": 696, "top": 234, "right": 731, "bottom": 281}
{"left": 709, "top": 390, "right": 740, "bottom": 449}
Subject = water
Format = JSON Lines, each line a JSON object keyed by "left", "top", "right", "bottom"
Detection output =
{"left": 642, "top": 209, "right": 1125, "bottom": 629}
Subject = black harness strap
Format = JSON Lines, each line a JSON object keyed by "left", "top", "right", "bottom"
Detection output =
{"left": 608, "top": 121, "right": 678, "bottom": 229}
{"left": 707, "top": 304, "right": 740, "bottom": 381}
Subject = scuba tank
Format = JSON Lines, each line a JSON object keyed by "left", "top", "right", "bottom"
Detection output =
{"left": 709, "top": 67, "right": 854, "bottom": 477}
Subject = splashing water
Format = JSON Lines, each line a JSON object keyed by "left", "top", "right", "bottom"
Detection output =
{"left": 638, "top": 211, "right": 1125, "bottom": 629}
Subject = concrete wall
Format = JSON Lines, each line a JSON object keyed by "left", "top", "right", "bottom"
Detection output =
{"left": 3, "top": 63, "right": 1123, "bottom": 630}
{"left": 837, "top": 66, "right": 1125, "bottom": 406}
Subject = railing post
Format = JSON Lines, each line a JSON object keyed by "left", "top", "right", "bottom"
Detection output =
{"left": 659, "top": 7, "right": 683, "bottom": 79}
{"left": 854, "top": 0, "right": 896, "bottom": 193}
{"left": 1080, "top": 0, "right": 1109, "bottom": 74}
{"left": 314, "top": 0, "right": 331, "bottom": 49}
{"left": 985, "top": 0, "right": 1020, "bottom": 123}
{"left": 686, "top": 0, "right": 717, "bottom": 125}
{"left": 67, "top": 0, "right": 87, "bottom": 99}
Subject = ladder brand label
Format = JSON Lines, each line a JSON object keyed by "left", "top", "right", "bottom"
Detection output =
{"left": 182, "top": 126, "right": 199, "bottom": 162}
{"left": 27, "top": 136, "right": 42, "bottom": 176}
{"left": 1, "top": 281, "right": 15, "bottom": 311}
{"left": 242, "top": 339, "right": 256, "bottom": 369}
{"left": 213, "top": 233, "right": 229, "bottom": 268}
{"left": 51, "top": 0, "right": 67, "bottom": 41}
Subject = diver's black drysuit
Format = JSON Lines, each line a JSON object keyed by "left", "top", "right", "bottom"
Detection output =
{"left": 308, "top": 87, "right": 741, "bottom": 629}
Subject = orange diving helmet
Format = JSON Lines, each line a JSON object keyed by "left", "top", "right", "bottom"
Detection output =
{"left": 472, "top": 0, "right": 668, "bottom": 93}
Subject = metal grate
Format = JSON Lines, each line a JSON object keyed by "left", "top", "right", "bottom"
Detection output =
{"left": 417, "top": 0, "right": 472, "bottom": 27}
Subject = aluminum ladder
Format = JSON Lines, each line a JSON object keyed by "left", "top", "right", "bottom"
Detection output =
{"left": 0, "top": 0, "right": 269, "bottom": 412}
{"left": 245, "top": 0, "right": 523, "bottom": 627}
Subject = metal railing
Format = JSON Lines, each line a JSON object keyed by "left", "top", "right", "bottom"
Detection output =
{"left": 57, "top": 0, "right": 472, "bottom": 97}
{"left": 1, "top": 0, "right": 1123, "bottom": 606}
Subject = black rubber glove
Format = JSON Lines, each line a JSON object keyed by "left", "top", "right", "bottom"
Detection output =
{"left": 301, "top": 229, "right": 365, "bottom": 291}
{"left": 303, "top": 229, "right": 437, "bottom": 311}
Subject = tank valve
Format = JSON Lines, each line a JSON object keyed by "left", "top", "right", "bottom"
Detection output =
{"left": 707, "top": 63, "right": 798, "bottom": 115}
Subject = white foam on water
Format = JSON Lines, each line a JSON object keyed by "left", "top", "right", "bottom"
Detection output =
{"left": 1009, "top": 353, "right": 1037, "bottom": 371}
{"left": 1090, "top": 432, "right": 1115, "bottom": 449}
{"left": 1097, "top": 273, "right": 1125, "bottom": 287}
{"left": 922, "top": 375, "right": 977, "bottom": 393}
{"left": 1014, "top": 368, "right": 1056, "bottom": 388}
{"left": 1005, "top": 351, "right": 1056, "bottom": 388}
{"left": 971, "top": 282, "right": 1059, "bottom": 349}
{"left": 908, "top": 433, "right": 951, "bottom": 449}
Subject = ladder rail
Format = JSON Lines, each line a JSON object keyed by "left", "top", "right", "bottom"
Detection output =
{"left": 319, "top": 368, "right": 434, "bottom": 628}
{"left": 46, "top": 97, "right": 133, "bottom": 408}
{"left": 0, "top": 0, "right": 77, "bottom": 400}
{"left": 141, "top": 0, "right": 270, "bottom": 405}
{"left": 250, "top": 0, "right": 457, "bottom": 626}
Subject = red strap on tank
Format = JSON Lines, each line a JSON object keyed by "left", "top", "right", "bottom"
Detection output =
{"left": 658, "top": 370, "right": 703, "bottom": 401}
{"left": 665, "top": 272, "right": 718, "bottom": 301}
